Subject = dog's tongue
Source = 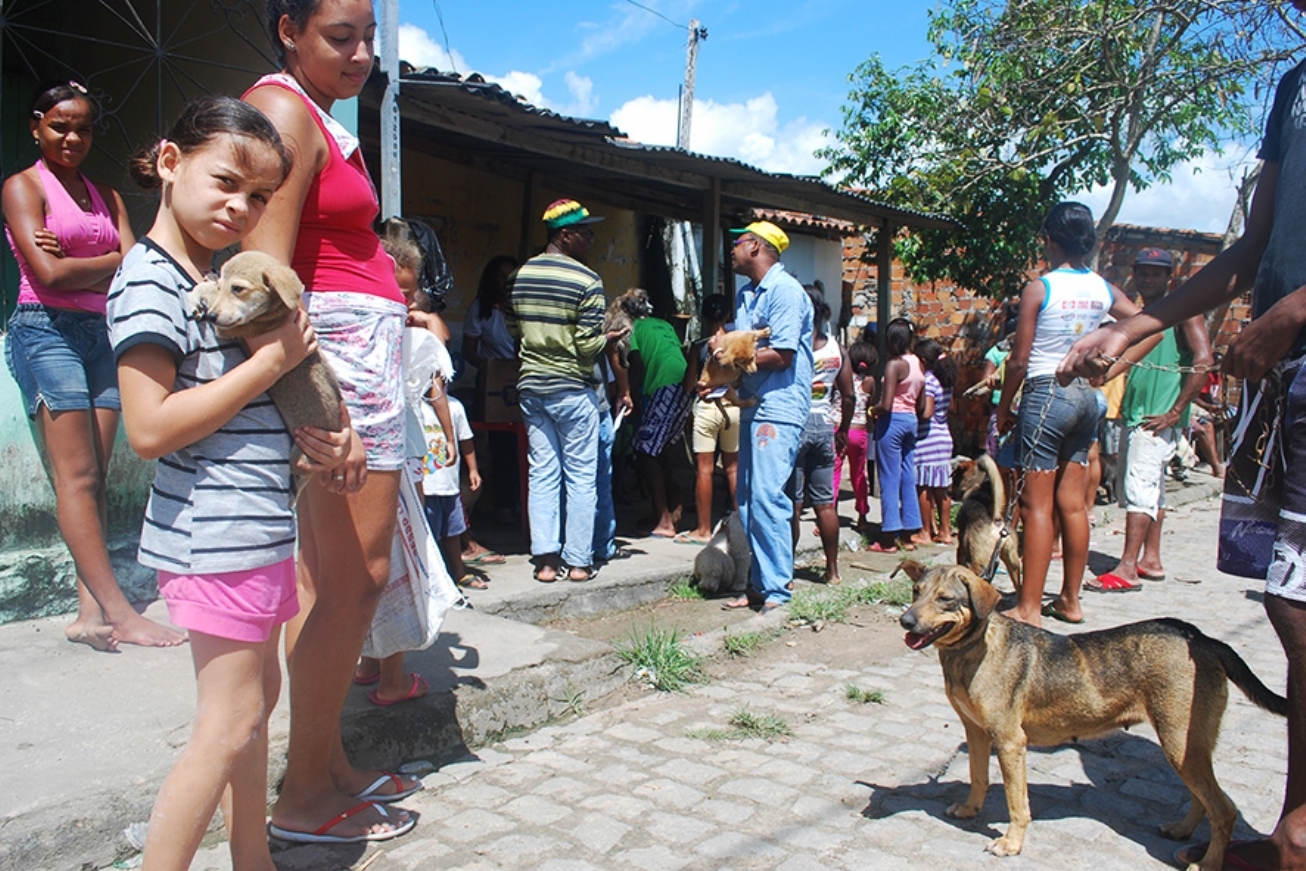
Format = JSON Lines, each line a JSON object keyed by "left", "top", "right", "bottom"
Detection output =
{"left": 904, "top": 631, "right": 931, "bottom": 650}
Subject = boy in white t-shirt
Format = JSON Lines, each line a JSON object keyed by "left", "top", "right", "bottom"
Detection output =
{"left": 419, "top": 388, "right": 482, "bottom": 588}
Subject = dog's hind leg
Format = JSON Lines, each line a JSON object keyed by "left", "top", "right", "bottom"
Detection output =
{"left": 1154, "top": 683, "right": 1236, "bottom": 871}
{"left": 987, "top": 729, "right": 1032, "bottom": 857}
{"left": 947, "top": 719, "right": 992, "bottom": 821}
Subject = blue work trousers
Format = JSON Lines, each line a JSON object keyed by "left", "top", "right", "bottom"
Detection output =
{"left": 738, "top": 415, "right": 803, "bottom": 604}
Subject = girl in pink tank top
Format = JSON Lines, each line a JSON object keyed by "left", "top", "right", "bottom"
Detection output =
{"left": 869, "top": 318, "right": 925, "bottom": 550}
{"left": 2, "top": 80, "right": 180, "bottom": 655}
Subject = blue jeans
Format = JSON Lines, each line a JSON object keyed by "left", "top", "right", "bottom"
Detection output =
{"left": 738, "top": 414, "right": 803, "bottom": 604}
{"left": 593, "top": 408, "right": 617, "bottom": 561}
{"left": 520, "top": 388, "right": 600, "bottom": 567}
{"left": 875, "top": 412, "right": 921, "bottom": 534}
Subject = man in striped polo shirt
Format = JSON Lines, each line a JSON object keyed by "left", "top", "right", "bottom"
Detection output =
{"left": 506, "top": 199, "right": 612, "bottom": 583}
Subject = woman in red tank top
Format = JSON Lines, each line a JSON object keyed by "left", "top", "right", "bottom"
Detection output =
{"left": 243, "top": 0, "right": 417, "bottom": 845}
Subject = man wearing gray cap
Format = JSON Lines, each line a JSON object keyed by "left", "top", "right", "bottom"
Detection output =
{"left": 1090, "top": 247, "right": 1213, "bottom": 593}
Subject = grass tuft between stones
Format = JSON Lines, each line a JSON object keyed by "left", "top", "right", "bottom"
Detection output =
{"left": 615, "top": 624, "right": 704, "bottom": 692}
{"left": 689, "top": 707, "right": 793, "bottom": 742}
{"left": 844, "top": 684, "right": 885, "bottom": 705}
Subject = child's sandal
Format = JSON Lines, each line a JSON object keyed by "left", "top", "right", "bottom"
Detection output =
{"left": 458, "top": 574, "right": 489, "bottom": 590}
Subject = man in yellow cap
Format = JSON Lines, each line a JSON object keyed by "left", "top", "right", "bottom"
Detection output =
{"left": 718, "top": 220, "right": 814, "bottom": 614}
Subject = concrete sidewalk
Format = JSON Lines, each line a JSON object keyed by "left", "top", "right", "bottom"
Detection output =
{"left": 0, "top": 475, "right": 1224, "bottom": 870}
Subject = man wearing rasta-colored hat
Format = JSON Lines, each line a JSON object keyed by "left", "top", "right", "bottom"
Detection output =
{"left": 713, "top": 220, "right": 814, "bottom": 614}
{"left": 506, "top": 199, "right": 615, "bottom": 583}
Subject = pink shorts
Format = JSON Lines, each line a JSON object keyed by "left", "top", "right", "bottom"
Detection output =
{"left": 158, "top": 557, "right": 299, "bottom": 643}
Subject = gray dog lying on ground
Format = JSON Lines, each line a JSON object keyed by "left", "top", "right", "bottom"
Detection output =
{"left": 188, "top": 251, "right": 343, "bottom": 477}
{"left": 693, "top": 511, "right": 750, "bottom": 595}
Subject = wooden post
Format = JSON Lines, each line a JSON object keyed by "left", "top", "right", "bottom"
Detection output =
{"left": 519, "top": 171, "right": 541, "bottom": 262}
{"left": 701, "top": 178, "right": 721, "bottom": 299}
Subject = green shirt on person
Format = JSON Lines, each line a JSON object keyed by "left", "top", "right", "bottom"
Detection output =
{"left": 631, "top": 317, "right": 687, "bottom": 394}
{"left": 1121, "top": 327, "right": 1192, "bottom": 430}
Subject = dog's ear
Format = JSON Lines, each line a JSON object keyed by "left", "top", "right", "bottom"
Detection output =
{"left": 263, "top": 263, "right": 305, "bottom": 311}
{"left": 892, "top": 559, "right": 929, "bottom": 582}
{"left": 963, "top": 569, "right": 1003, "bottom": 621}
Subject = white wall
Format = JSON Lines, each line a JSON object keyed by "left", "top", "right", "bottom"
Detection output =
{"left": 735, "top": 234, "right": 844, "bottom": 329}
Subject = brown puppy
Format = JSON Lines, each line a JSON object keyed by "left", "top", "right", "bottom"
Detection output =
{"left": 603, "top": 287, "right": 653, "bottom": 370}
{"left": 894, "top": 560, "right": 1286, "bottom": 870}
{"left": 189, "top": 251, "right": 343, "bottom": 476}
{"left": 698, "top": 327, "right": 771, "bottom": 420}
{"left": 952, "top": 453, "right": 1021, "bottom": 593}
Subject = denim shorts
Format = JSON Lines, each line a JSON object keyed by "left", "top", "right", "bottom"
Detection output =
{"left": 5, "top": 304, "right": 120, "bottom": 418}
{"left": 786, "top": 412, "right": 837, "bottom": 506}
{"left": 1017, "top": 376, "right": 1098, "bottom": 471}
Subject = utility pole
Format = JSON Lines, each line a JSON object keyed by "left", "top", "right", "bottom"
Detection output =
{"left": 677, "top": 20, "right": 707, "bottom": 150}
{"left": 378, "top": 0, "right": 401, "bottom": 219}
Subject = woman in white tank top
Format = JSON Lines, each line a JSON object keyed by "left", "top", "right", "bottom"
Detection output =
{"left": 996, "top": 203, "right": 1144, "bottom": 627}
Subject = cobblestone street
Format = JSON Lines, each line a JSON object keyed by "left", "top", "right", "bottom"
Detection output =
{"left": 210, "top": 495, "right": 1287, "bottom": 871}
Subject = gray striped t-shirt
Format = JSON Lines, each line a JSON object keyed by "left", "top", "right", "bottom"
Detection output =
{"left": 107, "top": 239, "right": 296, "bottom": 574}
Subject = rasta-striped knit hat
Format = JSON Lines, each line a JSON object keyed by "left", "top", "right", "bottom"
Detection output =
{"left": 542, "top": 199, "right": 605, "bottom": 230}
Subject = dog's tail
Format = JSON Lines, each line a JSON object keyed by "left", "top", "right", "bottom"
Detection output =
{"left": 1160, "top": 618, "right": 1288, "bottom": 716}
{"left": 978, "top": 453, "right": 1006, "bottom": 521}
{"left": 1220, "top": 643, "right": 1289, "bottom": 717}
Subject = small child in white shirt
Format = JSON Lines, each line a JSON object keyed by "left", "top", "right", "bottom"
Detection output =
{"left": 419, "top": 384, "right": 482, "bottom": 588}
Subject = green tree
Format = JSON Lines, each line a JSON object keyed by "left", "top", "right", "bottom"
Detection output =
{"left": 821, "top": 0, "right": 1305, "bottom": 297}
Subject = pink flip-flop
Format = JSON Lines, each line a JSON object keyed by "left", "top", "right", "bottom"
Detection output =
{"left": 367, "top": 674, "right": 429, "bottom": 707}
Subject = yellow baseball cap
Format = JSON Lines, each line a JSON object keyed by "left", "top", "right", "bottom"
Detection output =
{"left": 730, "top": 220, "right": 789, "bottom": 254}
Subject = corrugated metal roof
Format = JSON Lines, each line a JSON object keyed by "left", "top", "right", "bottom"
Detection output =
{"left": 384, "top": 68, "right": 959, "bottom": 232}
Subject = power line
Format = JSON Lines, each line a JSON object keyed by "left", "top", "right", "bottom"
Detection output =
{"left": 430, "top": 0, "right": 457, "bottom": 73}
{"left": 622, "top": 0, "right": 685, "bottom": 30}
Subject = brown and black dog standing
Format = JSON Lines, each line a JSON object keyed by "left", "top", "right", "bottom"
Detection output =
{"left": 895, "top": 560, "right": 1286, "bottom": 870}
{"left": 952, "top": 453, "right": 1021, "bottom": 592}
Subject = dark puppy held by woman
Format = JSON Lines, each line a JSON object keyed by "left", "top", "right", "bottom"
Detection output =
{"left": 3, "top": 79, "right": 185, "bottom": 651}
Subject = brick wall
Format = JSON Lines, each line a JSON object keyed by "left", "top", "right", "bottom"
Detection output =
{"left": 842, "top": 224, "right": 1251, "bottom": 455}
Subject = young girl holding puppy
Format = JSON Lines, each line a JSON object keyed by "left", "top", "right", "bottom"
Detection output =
{"left": 106, "top": 96, "right": 373, "bottom": 870}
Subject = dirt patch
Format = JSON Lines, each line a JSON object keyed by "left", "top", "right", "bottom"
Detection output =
{"left": 545, "top": 546, "right": 930, "bottom": 670}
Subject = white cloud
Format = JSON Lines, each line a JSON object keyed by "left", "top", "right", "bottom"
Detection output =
{"left": 1077, "top": 148, "right": 1258, "bottom": 234}
{"left": 610, "top": 92, "right": 830, "bottom": 176}
{"left": 564, "top": 71, "right": 597, "bottom": 116}
{"left": 486, "top": 71, "right": 550, "bottom": 108}
{"left": 394, "top": 23, "right": 467, "bottom": 72}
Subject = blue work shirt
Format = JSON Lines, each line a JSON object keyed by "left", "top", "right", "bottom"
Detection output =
{"left": 735, "top": 262, "right": 814, "bottom": 426}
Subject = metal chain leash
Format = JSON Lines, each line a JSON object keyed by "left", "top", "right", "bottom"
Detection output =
{"left": 1095, "top": 353, "right": 1220, "bottom": 376}
{"left": 980, "top": 384, "right": 1055, "bottom": 583}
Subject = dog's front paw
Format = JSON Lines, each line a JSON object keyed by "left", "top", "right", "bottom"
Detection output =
{"left": 945, "top": 802, "right": 980, "bottom": 820}
{"left": 985, "top": 835, "right": 1023, "bottom": 857}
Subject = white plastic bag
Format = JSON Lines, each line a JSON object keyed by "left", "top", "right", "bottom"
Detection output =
{"left": 362, "top": 471, "right": 466, "bottom": 659}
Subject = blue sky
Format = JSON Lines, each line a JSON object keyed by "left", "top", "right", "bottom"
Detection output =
{"left": 393, "top": 0, "right": 1257, "bottom": 233}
